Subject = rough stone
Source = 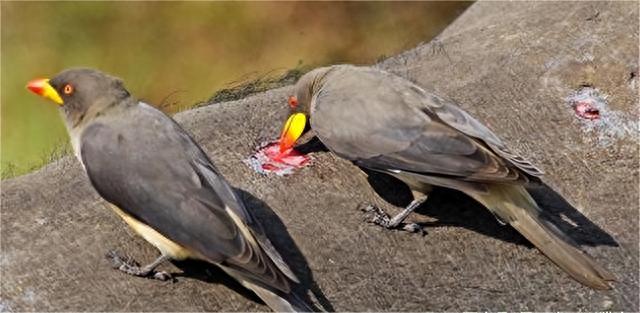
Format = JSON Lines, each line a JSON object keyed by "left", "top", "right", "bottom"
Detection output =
{"left": 2, "top": 1, "right": 638, "bottom": 311}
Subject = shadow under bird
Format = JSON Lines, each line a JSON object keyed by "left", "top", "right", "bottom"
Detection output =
{"left": 278, "top": 64, "right": 616, "bottom": 290}
{"left": 26, "top": 68, "right": 314, "bottom": 312}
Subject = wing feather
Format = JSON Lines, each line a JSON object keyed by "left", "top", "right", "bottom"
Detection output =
{"left": 80, "top": 103, "right": 295, "bottom": 292}
{"left": 313, "top": 66, "right": 540, "bottom": 184}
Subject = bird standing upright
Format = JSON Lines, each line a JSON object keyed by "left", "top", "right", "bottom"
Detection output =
{"left": 27, "top": 68, "right": 314, "bottom": 312}
{"left": 278, "top": 64, "right": 615, "bottom": 290}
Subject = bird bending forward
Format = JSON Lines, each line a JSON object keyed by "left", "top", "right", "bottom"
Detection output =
{"left": 279, "top": 64, "right": 615, "bottom": 290}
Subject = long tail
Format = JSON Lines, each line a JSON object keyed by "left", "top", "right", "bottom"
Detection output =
{"left": 470, "top": 184, "right": 616, "bottom": 289}
{"left": 220, "top": 265, "right": 315, "bottom": 312}
{"left": 243, "top": 281, "right": 318, "bottom": 312}
{"left": 240, "top": 280, "right": 316, "bottom": 312}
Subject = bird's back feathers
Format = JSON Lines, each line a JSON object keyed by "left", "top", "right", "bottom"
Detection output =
{"left": 309, "top": 65, "right": 537, "bottom": 184}
{"left": 80, "top": 102, "right": 308, "bottom": 309}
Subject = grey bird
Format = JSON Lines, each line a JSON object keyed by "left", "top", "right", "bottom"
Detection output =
{"left": 27, "top": 68, "right": 314, "bottom": 312}
{"left": 278, "top": 64, "right": 615, "bottom": 290}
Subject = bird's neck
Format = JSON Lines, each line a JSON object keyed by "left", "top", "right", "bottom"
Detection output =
{"left": 64, "top": 97, "right": 135, "bottom": 131}
{"left": 300, "top": 66, "right": 335, "bottom": 115}
{"left": 309, "top": 66, "right": 334, "bottom": 95}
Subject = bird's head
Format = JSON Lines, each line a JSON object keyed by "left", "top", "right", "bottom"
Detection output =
{"left": 278, "top": 66, "right": 333, "bottom": 152}
{"left": 27, "top": 68, "right": 131, "bottom": 127}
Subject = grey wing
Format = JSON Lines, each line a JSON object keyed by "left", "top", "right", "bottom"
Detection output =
{"left": 313, "top": 67, "right": 536, "bottom": 184}
{"left": 417, "top": 89, "right": 543, "bottom": 177}
{"left": 80, "top": 105, "right": 295, "bottom": 292}
{"left": 192, "top": 158, "right": 299, "bottom": 284}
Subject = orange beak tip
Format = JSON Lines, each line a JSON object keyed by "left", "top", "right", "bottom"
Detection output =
{"left": 279, "top": 140, "right": 291, "bottom": 153}
{"left": 26, "top": 79, "right": 46, "bottom": 95}
{"left": 26, "top": 77, "right": 63, "bottom": 105}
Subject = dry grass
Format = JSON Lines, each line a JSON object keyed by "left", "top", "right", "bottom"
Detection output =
{"left": 203, "top": 64, "right": 311, "bottom": 106}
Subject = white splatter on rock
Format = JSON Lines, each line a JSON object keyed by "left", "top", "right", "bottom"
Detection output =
{"left": 566, "top": 87, "right": 638, "bottom": 146}
{"left": 244, "top": 141, "right": 311, "bottom": 176}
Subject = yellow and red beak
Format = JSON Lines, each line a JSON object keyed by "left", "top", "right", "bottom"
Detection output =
{"left": 278, "top": 113, "right": 307, "bottom": 152}
{"left": 26, "top": 78, "right": 63, "bottom": 105}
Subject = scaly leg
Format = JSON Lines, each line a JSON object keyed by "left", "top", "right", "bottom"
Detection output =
{"left": 362, "top": 191, "right": 429, "bottom": 233}
{"left": 106, "top": 250, "right": 173, "bottom": 281}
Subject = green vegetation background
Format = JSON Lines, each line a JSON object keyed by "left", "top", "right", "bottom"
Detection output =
{"left": 1, "top": 2, "right": 470, "bottom": 178}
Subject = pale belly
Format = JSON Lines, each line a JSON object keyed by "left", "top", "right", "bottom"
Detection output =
{"left": 109, "top": 204, "right": 193, "bottom": 260}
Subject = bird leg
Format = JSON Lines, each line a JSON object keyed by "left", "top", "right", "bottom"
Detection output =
{"left": 106, "top": 250, "right": 173, "bottom": 281}
{"left": 362, "top": 194, "right": 429, "bottom": 233}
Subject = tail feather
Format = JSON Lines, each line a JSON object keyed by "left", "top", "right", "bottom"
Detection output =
{"left": 241, "top": 280, "right": 316, "bottom": 312}
{"left": 471, "top": 184, "right": 615, "bottom": 289}
{"left": 221, "top": 266, "right": 316, "bottom": 312}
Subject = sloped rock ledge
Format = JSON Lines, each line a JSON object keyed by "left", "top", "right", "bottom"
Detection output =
{"left": 2, "top": 2, "right": 638, "bottom": 311}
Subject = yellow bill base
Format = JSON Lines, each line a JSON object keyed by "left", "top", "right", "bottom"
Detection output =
{"left": 26, "top": 78, "right": 64, "bottom": 105}
{"left": 279, "top": 113, "right": 307, "bottom": 152}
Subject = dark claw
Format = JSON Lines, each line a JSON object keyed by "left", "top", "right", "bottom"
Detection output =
{"left": 106, "top": 250, "right": 138, "bottom": 268}
{"left": 358, "top": 203, "right": 376, "bottom": 213}
{"left": 153, "top": 271, "right": 174, "bottom": 282}
{"left": 360, "top": 204, "right": 390, "bottom": 223}
{"left": 362, "top": 204, "right": 392, "bottom": 226}
{"left": 402, "top": 223, "right": 428, "bottom": 235}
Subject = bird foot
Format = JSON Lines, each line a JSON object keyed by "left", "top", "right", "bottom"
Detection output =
{"left": 360, "top": 204, "right": 426, "bottom": 235}
{"left": 105, "top": 250, "right": 173, "bottom": 282}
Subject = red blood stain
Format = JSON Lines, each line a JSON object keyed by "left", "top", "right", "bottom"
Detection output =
{"left": 261, "top": 163, "right": 278, "bottom": 171}
{"left": 574, "top": 100, "right": 600, "bottom": 120}
{"left": 248, "top": 142, "right": 310, "bottom": 175}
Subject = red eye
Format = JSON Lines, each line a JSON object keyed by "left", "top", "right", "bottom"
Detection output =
{"left": 63, "top": 84, "right": 74, "bottom": 95}
{"left": 288, "top": 96, "right": 298, "bottom": 109}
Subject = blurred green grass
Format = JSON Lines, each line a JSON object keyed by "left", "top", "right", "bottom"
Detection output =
{"left": 1, "top": 1, "right": 470, "bottom": 179}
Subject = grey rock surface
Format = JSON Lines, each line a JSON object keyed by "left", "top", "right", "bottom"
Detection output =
{"left": 2, "top": 1, "right": 638, "bottom": 311}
